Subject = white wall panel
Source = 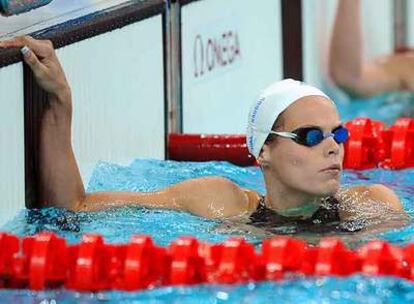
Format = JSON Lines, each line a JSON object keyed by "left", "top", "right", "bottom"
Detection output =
{"left": 56, "top": 15, "right": 165, "bottom": 184}
{"left": 408, "top": 0, "right": 414, "bottom": 47}
{"left": 181, "top": 0, "right": 282, "bottom": 134}
{"left": 0, "top": 63, "right": 25, "bottom": 226}
{"left": 303, "top": 0, "right": 394, "bottom": 91}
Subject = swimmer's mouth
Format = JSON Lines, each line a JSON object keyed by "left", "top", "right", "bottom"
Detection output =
{"left": 320, "top": 164, "right": 341, "bottom": 172}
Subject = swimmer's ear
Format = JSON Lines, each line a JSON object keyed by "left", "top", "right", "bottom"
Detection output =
{"left": 258, "top": 144, "right": 272, "bottom": 168}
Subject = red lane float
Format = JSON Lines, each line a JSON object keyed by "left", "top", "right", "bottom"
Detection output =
{"left": 117, "top": 235, "right": 167, "bottom": 291}
{"left": 1, "top": 232, "right": 414, "bottom": 291}
{"left": 0, "top": 233, "right": 19, "bottom": 288}
{"left": 380, "top": 118, "right": 414, "bottom": 169}
{"left": 168, "top": 134, "right": 256, "bottom": 166}
{"left": 215, "top": 238, "right": 257, "bottom": 283}
{"left": 343, "top": 118, "right": 386, "bottom": 169}
{"left": 168, "top": 237, "right": 203, "bottom": 285}
{"left": 27, "top": 232, "right": 68, "bottom": 290}
{"left": 314, "top": 238, "right": 359, "bottom": 276}
{"left": 169, "top": 118, "right": 414, "bottom": 170}
{"left": 66, "top": 234, "right": 115, "bottom": 291}
{"left": 404, "top": 244, "right": 414, "bottom": 280}
{"left": 358, "top": 241, "right": 407, "bottom": 277}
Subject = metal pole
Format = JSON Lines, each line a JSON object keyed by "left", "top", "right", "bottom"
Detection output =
{"left": 393, "top": 0, "right": 408, "bottom": 51}
{"left": 281, "top": 0, "right": 303, "bottom": 80}
{"left": 165, "top": 0, "right": 182, "bottom": 136}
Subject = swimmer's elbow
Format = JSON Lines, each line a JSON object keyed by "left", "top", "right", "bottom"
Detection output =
{"left": 68, "top": 198, "right": 89, "bottom": 212}
{"left": 331, "top": 63, "right": 398, "bottom": 97}
{"left": 329, "top": 67, "right": 368, "bottom": 97}
{"left": 66, "top": 193, "right": 121, "bottom": 212}
{"left": 329, "top": 63, "right": 347, "bottom": 87}
{"left": 329, "top": 57, "right": 357, "bottom": 86}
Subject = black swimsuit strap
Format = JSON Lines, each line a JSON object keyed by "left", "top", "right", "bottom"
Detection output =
{"left": 248, "top": 195, "right": 343, "bottom": 233}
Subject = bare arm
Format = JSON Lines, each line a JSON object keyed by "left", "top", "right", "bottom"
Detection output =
{"left": 329, "top": 0, "right": 399, "bottom": 96}
{"left": 0, "top": 36, "right": 86, "bottom": 210}
{"left": 0, "top": 37, "right": 253, "bottom": 219}
{"left": 78, "top": 176, "right": 254, "bottom": 219}
{"left": 39, "top": 90, "right": 86, "bottom": 209}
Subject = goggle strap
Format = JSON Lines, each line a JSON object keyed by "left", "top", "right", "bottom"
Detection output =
{"left": 267, "top": 130, "right": 297, "bottom": 139}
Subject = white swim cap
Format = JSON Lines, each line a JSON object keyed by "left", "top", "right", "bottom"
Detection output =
{"left": 246, "top": 79, "right": 332, "bottom": 159}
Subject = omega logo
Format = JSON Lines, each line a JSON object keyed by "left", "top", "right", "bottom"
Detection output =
{"left": 193, "top": 30, "right": 241, "bottom": 78}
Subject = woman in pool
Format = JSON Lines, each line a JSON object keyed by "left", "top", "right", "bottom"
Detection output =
{"left": 330, "top": 0, "right": 414, "bottom": 97}
{"left": 0, "top": 36, "right": 405, "bottom": 232}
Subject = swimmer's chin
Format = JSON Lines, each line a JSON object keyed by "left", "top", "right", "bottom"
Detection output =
{"left": 317, "top": 181, "right": 341, "bottom": 197}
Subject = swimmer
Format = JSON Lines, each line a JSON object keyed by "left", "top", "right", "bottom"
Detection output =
{"left": 0, "top": 36, "right": 407, "bottom": 233}
{"left": 330, "top": 0, "right": 414, "bottom": 97}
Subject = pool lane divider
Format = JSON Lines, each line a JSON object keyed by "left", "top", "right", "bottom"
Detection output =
{"left": 169, "top": 134, "right": 256, "bottom": 166}
{"left": 343, "top": 117, "right": 414, "bottom": 170}
{"left": 1, "top": 232, "right": 414, "bottom": 291}
{"left": 169, "top": 117, "right": 414, "bottom": 170}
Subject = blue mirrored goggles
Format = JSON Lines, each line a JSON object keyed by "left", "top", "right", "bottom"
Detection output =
{"left": 268, "top": 126, "right": 349, "bottom": 147}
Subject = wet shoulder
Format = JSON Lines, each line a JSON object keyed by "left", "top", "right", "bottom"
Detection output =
{"left": 179, "top": 176, "right": 259, "bottom": 218}
{"left": 336, "top": 184, "right": 403, "bottom": 221}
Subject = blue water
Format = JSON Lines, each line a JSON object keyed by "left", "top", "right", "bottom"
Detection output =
{"left": 2, "top": 159, "right": 414, "bottom": 303}
{"left": 335, "top": 91, "right": 414, "bottom": 125}
{"left": 2, "top": 276, "right": 414, "bottom": 303}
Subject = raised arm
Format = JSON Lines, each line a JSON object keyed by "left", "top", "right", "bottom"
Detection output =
{"left": 0, "top": 37, "right": 253, "bottom": 219}
{"left": 329, "top": 0, "right": 399, "bottom": 96}
{"left": 0, "top": 36, "right": 85, "bottom": 210}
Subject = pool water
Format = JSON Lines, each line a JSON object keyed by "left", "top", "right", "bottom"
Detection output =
{"left": 2, "top": 276, "right": 414, "bottom": 303}
{"left": 2, "top": 159, "right": 414, "bottom": 303}
{"left": 335, "top": 91, "right": 414, "bottom": 126}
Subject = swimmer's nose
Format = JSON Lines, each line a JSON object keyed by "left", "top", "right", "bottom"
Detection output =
{"left": 323, "top": 136, "right": 340, "bottom": 157}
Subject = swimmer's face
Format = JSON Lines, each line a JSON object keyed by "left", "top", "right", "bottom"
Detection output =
{"left": 262, "top": 96, "right": 343, "bottom": 197}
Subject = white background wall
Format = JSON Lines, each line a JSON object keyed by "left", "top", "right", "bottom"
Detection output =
{"left": 181, "top": 0, "right": 283, "bottom": 134}
{"left": 303, "top": 0, "right": 394, "bottom": 93}
{"left": 57, "top": 15, "right": 165, "bottom": 184}
{"left": 407, "top": 0, "right": 414, "bottom": 46}
{"left": 0, "top": 63, "right": 25, "bottom": 226}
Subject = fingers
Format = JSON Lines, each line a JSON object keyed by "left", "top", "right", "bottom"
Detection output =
{"left": 1, "top": 35, "right": 70, "bottom": 98}
{"left": 20, "top": 46, "right": 47, "bottom": 79}
{"left": 0, "top": 36, "right": 54, "bottom": 58}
